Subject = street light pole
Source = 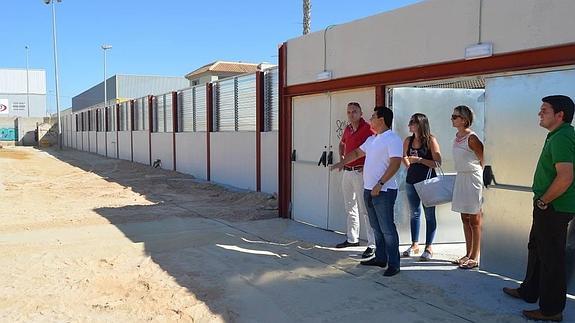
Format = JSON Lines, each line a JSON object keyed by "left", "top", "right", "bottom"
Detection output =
{"left": 101, "top": 45, "right": 112, "bottom": 108}
{"left": 25, "top": 45, "right": 30, "bottom": 118}
{"left": 45, "top": 0, "right": 63, "bottom": 149}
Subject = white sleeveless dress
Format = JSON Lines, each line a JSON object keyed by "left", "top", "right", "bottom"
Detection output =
{"left": 451, "top": 132, "right": 483, "bottom": 214}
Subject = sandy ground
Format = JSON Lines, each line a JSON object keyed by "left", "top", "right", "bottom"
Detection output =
{"left": 0, "top": 147, "right": 276, "bottom": 322}
{"left": 0, "top": 147, "right": 573, "bottom": 322}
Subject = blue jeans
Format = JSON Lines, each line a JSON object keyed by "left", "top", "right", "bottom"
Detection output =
{"left": 406, "top": 183, "right": 437, "bottom": 246}
{"left": 364, "top": 189, "right": 400, "bottom": 269}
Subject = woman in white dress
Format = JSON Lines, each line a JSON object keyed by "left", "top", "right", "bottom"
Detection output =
{"left": 451, "top": 105, "right": 484, "bottom": 269}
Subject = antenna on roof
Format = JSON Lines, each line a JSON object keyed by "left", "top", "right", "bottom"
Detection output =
{"left": 303, "top": 0, "right": 311, "bottom": 35}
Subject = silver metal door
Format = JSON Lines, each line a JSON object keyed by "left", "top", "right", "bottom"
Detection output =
{"left": 328, "top": 88, "right": 375, "bottom": 237}
{"left": 291, "top": 94, "right": 331, "bottom": 228}
{"left": 391, "top": 87, "right": 485, "bottom": 243}
{"left": 481, "top": 68, "right": 575, "bottom": 293}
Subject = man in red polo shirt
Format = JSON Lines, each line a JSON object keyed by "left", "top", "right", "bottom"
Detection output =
{"left": 336, "top": 102, "right": 376, "bottom": 258}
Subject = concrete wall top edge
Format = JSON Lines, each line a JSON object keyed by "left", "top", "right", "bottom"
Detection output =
{"left": 286, "top": 0, "right": 575, "bottom": 86}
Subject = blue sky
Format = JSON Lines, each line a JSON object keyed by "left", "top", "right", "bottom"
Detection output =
{"left": 2, "top": 0, "right": 421, "bottom": 112}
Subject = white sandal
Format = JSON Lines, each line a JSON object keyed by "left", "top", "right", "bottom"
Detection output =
{"left": 419, "top": 250, "right": 433, "bottom": 261}
{"left": 402, "top": 246, "right": 420, "bottom": 257}
{"left": 459, "top": 258, "right": 479, "bottom": 269}
{"left": 451, "top": 256, "right": 469, "bottom": 265}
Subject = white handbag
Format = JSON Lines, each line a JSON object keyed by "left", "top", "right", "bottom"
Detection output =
{"left": 413, "top": 163, "right": 456, "bottom": 207}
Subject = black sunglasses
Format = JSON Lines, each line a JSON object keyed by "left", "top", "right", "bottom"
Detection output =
{"left": 451, "top": 114, "right": 463, "bottom": 120}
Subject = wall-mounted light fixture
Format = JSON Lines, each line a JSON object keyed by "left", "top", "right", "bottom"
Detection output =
{"left": 465, "top": 42, "right": 493, "bottom": 60}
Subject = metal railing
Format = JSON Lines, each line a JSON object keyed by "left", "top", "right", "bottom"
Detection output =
{"left": 177, "top": 84, "right": 208, "bottom": 132}
{"left": 264, "top": 67, "right": 279, "bottom": 131}
{"left": 133, "top": 96, "right": 149, "bottom": 131}
{"left": 118, "top": 101, "right": 130, "bottom": 131}
{"left": 212, "top": 73, "right": 258, "bottom": 132}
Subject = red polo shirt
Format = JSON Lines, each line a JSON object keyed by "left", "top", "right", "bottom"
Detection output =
{"left": 341, "top": 118, "right": 373, "bottom": 167}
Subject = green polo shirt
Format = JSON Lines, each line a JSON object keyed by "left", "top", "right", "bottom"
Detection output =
{"left": 532, "top": 122, "right": 575, "bottom": 213}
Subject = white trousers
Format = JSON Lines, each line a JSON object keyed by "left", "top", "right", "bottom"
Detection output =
{"left": 342, "top": 170, "right": 375, "bottom": 247}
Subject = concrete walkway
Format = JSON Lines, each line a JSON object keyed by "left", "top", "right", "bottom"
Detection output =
{"left": 112, "top": 214, "right": 574, "bottom": 323}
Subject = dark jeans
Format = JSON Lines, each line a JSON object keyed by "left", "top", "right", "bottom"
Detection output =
{"left": 567, "top": 218, "right": 575, "bottom": 286}
{"left": 405, "top": 183, "right": 437, "bottom": 245}
{"left": 364, "top": 189, "right": 400, "bottom": 269}
{"left": 518, "top": 205, "right": 574, "bottom": 315}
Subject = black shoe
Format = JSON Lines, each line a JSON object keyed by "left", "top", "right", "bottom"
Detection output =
{"left": 360, "top": 258, "right": 387, "bottom": 267}
{"left": 362, "top": 247, "right": 375, "bottom": 258}
{"left": 383, "top": 267, "right": 400, "bottom": 277}
{"left": 522, "top": 309, "right": 562, "bottom": 322}
{"left": 503, "top": 287, "right": 537, "bottom": 304}
{"left": 335, "top": 240, "right": 360, "bottom": 249}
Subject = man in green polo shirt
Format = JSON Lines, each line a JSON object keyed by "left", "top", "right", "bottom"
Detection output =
{"left": 503, "top": 95, "right": 575, "bottom": 322}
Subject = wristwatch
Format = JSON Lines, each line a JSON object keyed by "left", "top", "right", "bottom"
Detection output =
{"left": 379, "top": 181, "right": 386, "bottom": 186}
{"left": 536, "top": 198, "right": 548, "bottom": 210}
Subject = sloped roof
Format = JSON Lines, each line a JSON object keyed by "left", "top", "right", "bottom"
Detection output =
{"left": 185, "top": 61, "right": 259, "bottom": 79}
{"left": 415, "top": 78, "right": 485, "bottom": 89}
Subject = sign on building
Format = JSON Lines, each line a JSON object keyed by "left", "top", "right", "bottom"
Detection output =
{"left": 0, "top": 99, "right": 9, "bottom": 114}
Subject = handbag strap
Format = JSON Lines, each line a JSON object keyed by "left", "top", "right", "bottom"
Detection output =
{"left": 425, "top": 160, "right": 445, "bottom": 179}
{"left": 426, "top": 161, "right": 445, "bottom": 179}
{"left": 426, "top": 167, "right": 433, "bottom": 179}
{"left": 434, "top": 161, "right": 445, "bottom": 177}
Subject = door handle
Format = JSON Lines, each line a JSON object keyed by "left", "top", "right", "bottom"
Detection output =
{"left": 483, "top": 165, "right": 532, "bottom": 192}
{"left": 318, "top": 151, "right": 327, "bottom": 167}
{"left": 483, "top": 165, "right": 497, "bottom": 187}
{"left": 327, "top": 151, "right": 333, "bottom": 165}
{"left": 291, "top": 149, "right": 296, "bottom": 161}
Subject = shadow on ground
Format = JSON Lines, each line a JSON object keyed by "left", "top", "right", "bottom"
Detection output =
{"left": 41, "top": 147, "right": 574, "bottom": 323}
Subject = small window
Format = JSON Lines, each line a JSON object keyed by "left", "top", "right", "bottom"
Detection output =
{"left": 191, "top": 80, "right": 200, "bottom": 86}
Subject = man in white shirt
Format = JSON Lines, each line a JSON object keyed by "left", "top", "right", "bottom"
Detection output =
{"left": 331, "top": 106, "right": 403, "bottom": 277}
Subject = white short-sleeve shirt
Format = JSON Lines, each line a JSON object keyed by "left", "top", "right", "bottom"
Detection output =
{"left": 359, "top": 130, "right": 403, "bottom": 191}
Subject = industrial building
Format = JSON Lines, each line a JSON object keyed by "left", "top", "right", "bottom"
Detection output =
{"left": 0, "top": 68, "right": 47, "bottom": 118}
{"left": 72, "top": 74, "right": 189, "bottom": 112}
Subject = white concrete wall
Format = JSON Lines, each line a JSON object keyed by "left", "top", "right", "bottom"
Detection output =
{"left": 175, "top": 132, "right": 207, "bottom": 180}
{"left": 82, "top": 132, "right": 89, "bottom": 152}
{"left": 70, "top": 131, "right": 76, "bottom": 149}
{"left": 132, "top": 131, "right": 150, "bottom": 165}
{"left": 286, "top": 0, "right": 575, "bottom": 86}
{"left": 151, "top": 133, "right": 173, "bottom": 171}
{"left": 97, "top": 132, "right": 107, "bottom": 156}
{"left": 106, "top": 132, "right": 117, "bottom": 159}
{"left": 261, "top": 131, "right": 278, "bottom": 194}
{"left": 89, "top": 131, "right": 97, "bottom": 153}
{"left": 211, "top": 132, "right": 256, "bottom": 191}
{"left": 75, "top": 132, "right": 82, "bottom": 150}
{"left": 482, "top": 0, "right": 575, "bottom": 54}
{"left": 118, "top": 131, "right": 132, "bottom": 161}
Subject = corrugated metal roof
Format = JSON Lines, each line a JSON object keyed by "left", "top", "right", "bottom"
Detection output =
{"left": 71, "top": 75, "right": 188, "bottom": 112}
{"left": 185, "top": 61, "right": 259, "bottom": 79}
{"left": 0, "top": 69, "right": 46, "bottom": 94}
